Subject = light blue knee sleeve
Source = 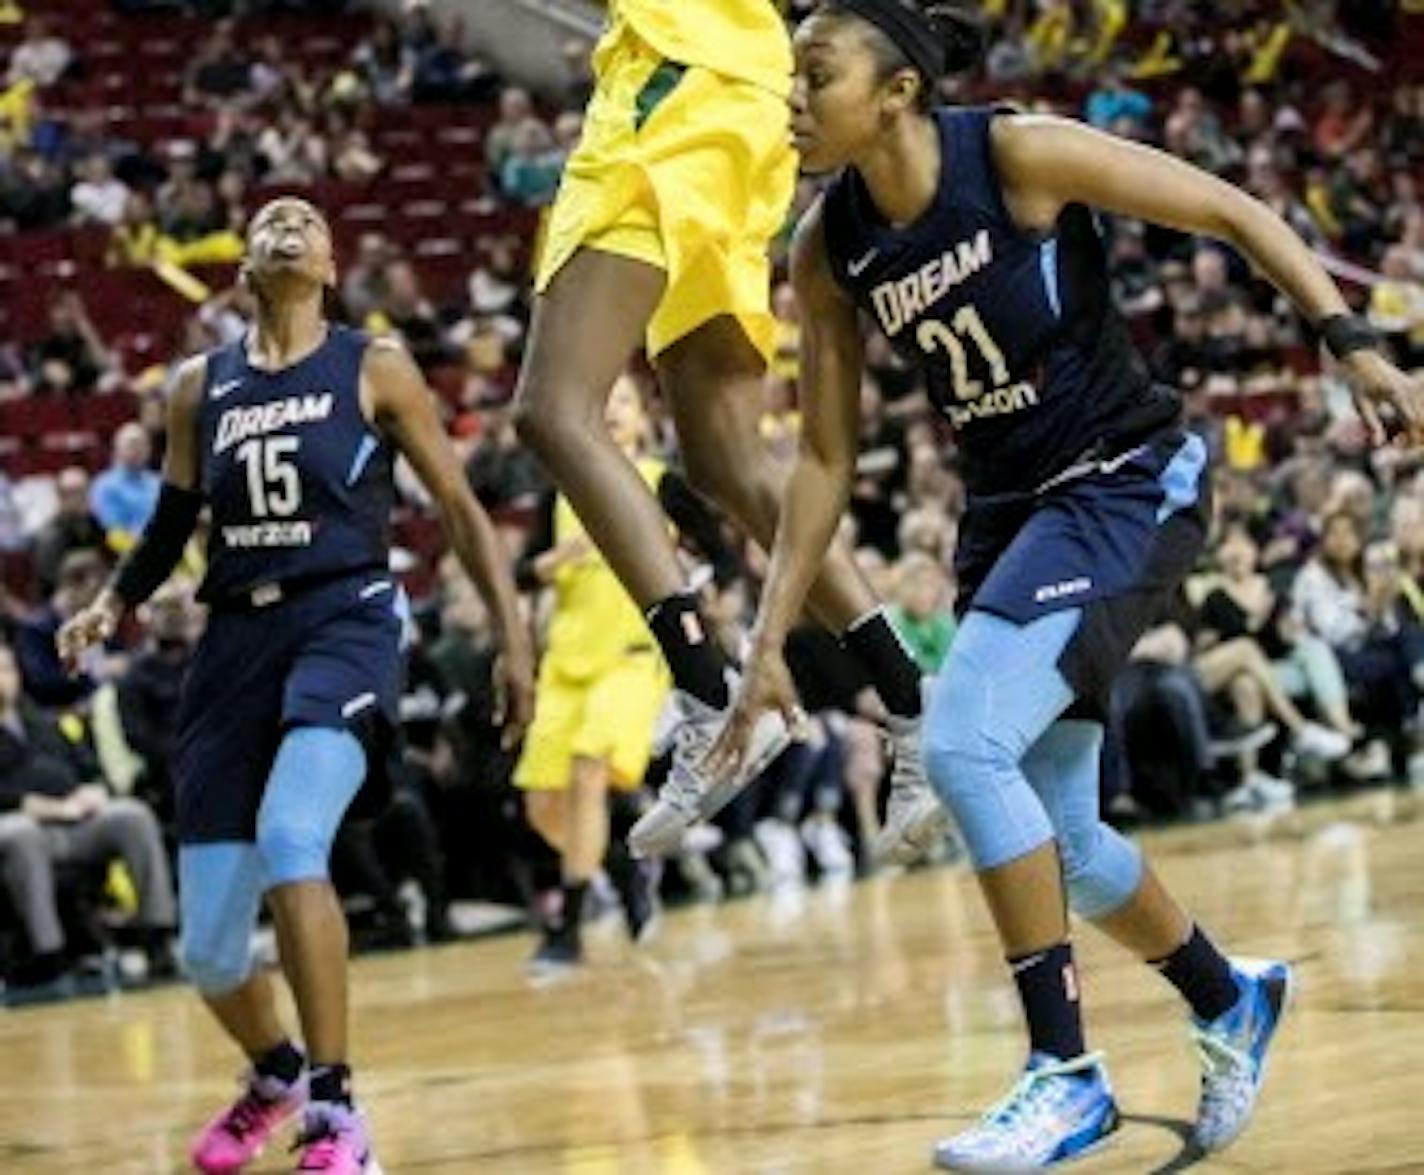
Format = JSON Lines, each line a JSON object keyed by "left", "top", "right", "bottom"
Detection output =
{"left": 179, "top": 843, "right": 264, "bottom": 994}
{"left": 923, "top": 610, "right": 1079, "bottom": 870}
{"left": 1023, "top": 721, "right": 1143, "bottom": 920}
{"left": 257, "top": 726, "right": 367, "bottom": 886}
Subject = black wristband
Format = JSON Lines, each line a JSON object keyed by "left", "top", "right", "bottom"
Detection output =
{"left": 112, "top": 482, "right": 204, "bottom": 607}
{"left": 1318, "top": 313, "right": 1383, "bottom": 361}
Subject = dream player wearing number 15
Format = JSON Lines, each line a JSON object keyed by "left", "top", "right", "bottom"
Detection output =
{"left": 57, "top": 197, "right": 535, "bottom": 1175}
{"left": 712, "top": 0, "right": 1424, "bottom": 1170}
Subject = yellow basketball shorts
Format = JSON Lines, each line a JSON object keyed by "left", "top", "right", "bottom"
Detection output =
{"left": 535, "top": 16, "right": 797, "bottom": 363}
{"left": 514, "top": 649, "right": 672, "bottom": 791}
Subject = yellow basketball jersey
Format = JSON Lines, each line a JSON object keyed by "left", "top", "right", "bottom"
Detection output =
{"left": 544, "top": 456, "right": 668, "bottom": 681}
{"left": 607, "top": 0, "right": 793, "bottom": 97}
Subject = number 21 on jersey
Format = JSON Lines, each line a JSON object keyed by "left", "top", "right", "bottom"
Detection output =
{"left": 915, "top": 306, "right": 1008, "bottom": 401}
{"left": 916, "top": 305, "right": 1040, "bottom": 424}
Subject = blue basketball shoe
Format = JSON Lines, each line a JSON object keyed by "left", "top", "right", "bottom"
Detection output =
{"left": 1191, "top": 958, "right": 1294, "bottom": 1152}
{"left": 933, "top": 1051, "right": 1119, "bottom": 1170}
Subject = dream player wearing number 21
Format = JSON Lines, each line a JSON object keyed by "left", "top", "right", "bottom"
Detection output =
{"left": 711, "top": 0, "right": 1424, "bottom": 1170}
{"left": 57, "top": 197, "right": 535, "bottom": 1175}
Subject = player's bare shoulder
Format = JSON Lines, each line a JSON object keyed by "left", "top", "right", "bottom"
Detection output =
{"left": 359, "top": 334, "right": 427, "bottom": 422}
{"left": 789, "top": 196, "right": 843, "bottom": 304}
{"left": 169, "top": 352, "right": 211, "bottom": 415}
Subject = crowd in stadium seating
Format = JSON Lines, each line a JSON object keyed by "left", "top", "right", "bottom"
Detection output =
{"left": 0, "top": 0, "right": 1422, "bottom": 1000}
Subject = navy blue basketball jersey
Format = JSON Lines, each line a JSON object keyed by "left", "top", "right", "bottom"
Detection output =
{"left": 821, "top": 106, "right": 1180, "bottom": 496}
{"left": 194, "top": 325, "right": 395, "bottom": 604}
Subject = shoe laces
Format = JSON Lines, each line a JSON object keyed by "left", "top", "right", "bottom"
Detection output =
{"left": 1191, "top": 996, "right": 1258, "bottom": 1131}
{"left": 292, "top": 1110, "right": 352, "bottom": 1169}
{"left": 662, "top": 697, "right": 719, "bottom": 814}
{"left": 1192, "top": 1018, "right": 1252, "bottom": 1085}
{"left": 980, "top": 1053, "right": 1103, "bottom": 1137}
{"left": 219, "top": 1079, "right": 281, "bottom": 1141}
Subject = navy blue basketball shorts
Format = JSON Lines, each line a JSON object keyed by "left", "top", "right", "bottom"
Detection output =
{"left": 955, "top": 429, "right": 1210, "bottom": 715}
{"left": 172, "top": 571, "right": 404, "bottom": 845}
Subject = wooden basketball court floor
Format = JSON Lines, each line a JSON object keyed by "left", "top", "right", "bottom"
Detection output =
{"left": 3, "top": 792, "right": 1423, "bottom": 1174}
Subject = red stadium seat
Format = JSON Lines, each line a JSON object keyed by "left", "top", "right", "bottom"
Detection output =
{"left": 82, "top": 392, "right": 140, "bottom": 437}
{"left": 426, "top": 363, "right": 466, "bottom": 407}
{"left": 0, "top": 231, "right": 73, "bottom": 267}
{"left": 0, "top": 398, "right": 77, "bottom": 441}
{"left": 401, "top": 199, "right": 448, "bottom": 220}
{"left": 0, "top": 550, "right": 37, "bottom": 603}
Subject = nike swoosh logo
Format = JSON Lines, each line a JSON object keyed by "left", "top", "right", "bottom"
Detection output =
{"left": 848, "top": 249, "right": 879, "bottom": 278}
{"left": 211, "top": 379, "right": 243, "bottom": 400}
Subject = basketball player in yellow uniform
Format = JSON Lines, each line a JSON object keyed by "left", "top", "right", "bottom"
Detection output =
{"left": 517, "top": 376, "right": 731, "bottom": 972}
{"left": 516, "top": 0, "right": 946, "bottom": 864}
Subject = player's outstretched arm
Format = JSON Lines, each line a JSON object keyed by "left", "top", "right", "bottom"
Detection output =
{"left": 57, "top": 359, "right": 206, "bottom": 671}
{"left": 708, "top": 204, "right": 864, "bottom": 775}
{"left": 362, "top": 338, "right": 535, "bottom": 747}
{"left": 991, "top": 114, "right": 1424, "bottom": 446}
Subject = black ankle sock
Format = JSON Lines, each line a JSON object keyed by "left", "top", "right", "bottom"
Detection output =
{"left": 308, "top": 1063, "right": 352, "bottom": 1106}
{"left": 1009, "top": 941, "right": 1087, "bottom": 1063}
{"left": 608, "top": 790, "right": 642, "bottom": 843}
{"left": 253, "top": 1039, "right": 305, "bottom": 1086}
{"left": 605, "top": 836, "right": 636, "bottom": 897}
{"left": 646, "top": 592, "right": 729, "bottom": 708}
{"left": 558, "top": 880, "right": 589, "bottom": 937}
{"left": 1151, "top": 924, "right": 1240, "bottom": 1022}
{"left": 841, "top": 609, "right": 923, "bottom": 719}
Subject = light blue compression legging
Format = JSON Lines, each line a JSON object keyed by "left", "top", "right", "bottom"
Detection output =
{"left": 178, "top": 727, "right": 367, "bottom": 994}
{"left": 923, "top": 608, "right": 1144, "bottom": 920}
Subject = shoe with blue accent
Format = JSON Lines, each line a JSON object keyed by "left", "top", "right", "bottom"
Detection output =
{"left": 1191, "top": 957, "right": 1294, "bottom": 1153}
{"left": 933, "top": 1051, "right": 1119, "bottom": 1171}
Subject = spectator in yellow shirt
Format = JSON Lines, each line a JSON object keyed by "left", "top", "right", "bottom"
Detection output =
{"left": 1369, "top": 245, "right": 1424, "bottom": 366}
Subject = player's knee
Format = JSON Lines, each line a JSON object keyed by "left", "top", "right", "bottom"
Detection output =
{"left": 512, "top": 385, "right": 592, "bottom": 460}
{"left": 1062, "top": 822, "right": 1143, "bottom": 920}
{"left": 527, "top": 788, "right": 563, "bottom": 828}
{"left": 180, "top": 920, "right": 252, "bottom": 995}
{"left": 255, "top": 726, "right": 364, "bottom": 885}
{"left": 922, "top": 669, "right": 1010, "bottom": 807}
{"left": 511, "top": 391, "right": 556, "bottom": 454}
{"left": 255, "top": 816, "right": 332, "bottom": 886}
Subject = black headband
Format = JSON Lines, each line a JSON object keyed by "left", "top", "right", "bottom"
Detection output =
{"left": 836, "top": 0, "right": 947, "bottom": 84}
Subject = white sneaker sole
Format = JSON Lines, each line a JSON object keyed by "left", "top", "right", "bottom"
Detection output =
{"left": 933, "top": 1109, "right": 1121, "bottom": 1170}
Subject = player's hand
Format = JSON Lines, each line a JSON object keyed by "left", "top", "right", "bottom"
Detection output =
{"left": 1340, "top": 350, "right": 1424, "bottom": 448}
{"left": 559, "top": 534, "right": 594, "bottom": 562}
{"left": 547, "top": 534, "right": 594, "bottom": 574}
{"left": 56, "top": 590, "right": 123, "bottom": 674}
{"left": 705, "top": 643, "right": 803, "bottom": 781}
{"left": 492, "top": 643, "right": 535, "bottom": 751}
